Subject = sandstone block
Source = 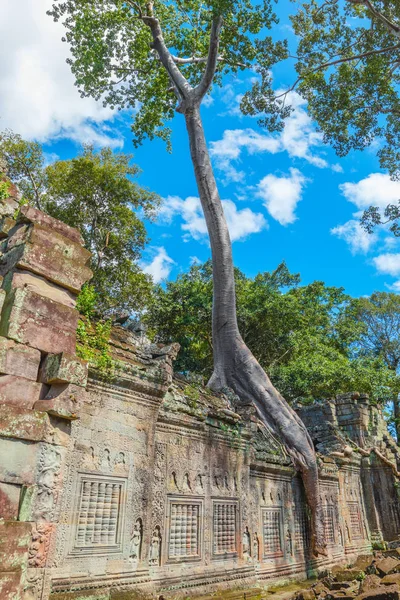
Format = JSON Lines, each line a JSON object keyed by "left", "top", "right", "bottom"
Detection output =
{"left": 382, "top": 575, "right": 400, "bottom": 586}
{"left": 0, "top": 520, "right": 32, "bottom": 571}
{"left": 0, "top": 336, "right": 40, "bottom": 381}
{"left": 298, "top": 591, "right": 316, "bottom": 600}
{"left": 376, "top": 558, "right": 400, "bottom": 577}
{"left": 19, "top": 204, "right": 84, "bottom": 245}
{"left": 360, "top": 576, "right": 382, "bottom": 593}
{"left": 1, "top": 223, "right": 92, "bottom": 293}
{"left": 34, "top": 383, "right": 87, "bottom": 420}
{"left": 0, "top": 375, "right": 42, "bottom": 408}
{"left": 0, "top": 570, "right": 25, "bottom": 600}
{"left": 0, "top": 437, "right": 38, "bottom": 485}
{"left": 0, "top": 217, "right": 16, "bottom": 240}
{"left": 40, "top": 352, "right": 88, "bottom": 386}
{"left": 0, "top": 404, "right": 70, "bottom": 446}
{"left": 336, "top": 569, "right": 365, "bottom": 582}
{"left": 0, "top": 194, "right": 18, "bottom": 219}
{"left": 0, "top": 288, "right": 79, "bottom": 354}
{"left": 354, "top": 556, "right": 375, "bottom": 572}
{"left": 3, "top": 269, "right": 76, "bottom": 308}
{"left": 357, "top": 584, "right": 400, "bottom": 600}
{"left": 0, "top": 482, "right": 20, "bottom": 520}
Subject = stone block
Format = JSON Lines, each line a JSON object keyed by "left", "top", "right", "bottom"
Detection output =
{"left": 0, "top": 569, "right": 25, "bottom": 600}
{"left": 0, "top": 288, "right": 79, "bottom": 354}
{"left": 360, "top": 576, "right": 382, "bottom": 593}
{"left": 34, "top": 383, "right": 87, "bottom": 420}
{"left": 376, "top": 558, "right": 400, "bottom": 577}
{"left": 18, "top": 205, "right": 84, "bottom": 245}
{"left": 354, "top": 556, "right": 375, "bottom": 572}
{"left": 357, "top": 585, "right": 400, "bottom": 600}
{"left": 0, "top": 217, "right": 16, "bottom": 240}
{"left": 1, "top": 223, "right": 92, "bottom": 293}
{"left": 0, "top": 482, "right": 20, "bottom": 520}
{"left": 3, "top": 269, "right": 76, "bottom": 308}
{"left": 40, "top": 352, "right": 88, "bottom": 386}
{"left": 0, "top": 520, "right": 32, "bottom": 571}
{"left": 336, "top": 569, "right": 365, "bottom": 582}
{"left": 0, "top": 375, "right": 42, "bottom": 409}
{"left": 0, "top": 336, "right": 40, "bottom": 381}
{"left": 382, "top": 574, "right": 400, "bottom": 586}
{"left": 0, "top": 437, "right": 38, "bottom": 485}
{"left": 0, "top": 404, "right": 70, "bottom": 446}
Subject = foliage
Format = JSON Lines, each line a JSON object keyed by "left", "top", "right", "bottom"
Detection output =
{"left": 351, "top": 292, "right": 400, "bottom": 438}
{"left": 0, "top": 132, "right": 160, "bottom": 316}
{"left": 145, "top": 260, "right": 397, "bottom": 404}
{"left": 77, "top": 316, "right": 115, "bottom": 378}
{"left": 48, "top": 0, "right": 287, "bottom": 149}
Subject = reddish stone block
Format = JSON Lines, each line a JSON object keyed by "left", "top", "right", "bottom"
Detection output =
{"left": 3, "top": 269, "right": 76, "bottom": 308}
{"left": 0, "top": 404, "right": 69, "bottom": 446}
{"left": 0, "top": 521, "right": 32, "bottom": 571}
{"left": 0, "top": 438, "right": 38, "bottom": 485}
{"left": 0, "top": 482, "right": 20, "bottom": 520}
{"left": 0, "top": 375, "right": 42, "bottom": 409}
{"left": 40, "top": 352, "right": 88, "bottom": 386}
{"left": 1, "top": 223, "right": 92, "bottom": 293}
{"left": 0, "top": 197, "right": 19, "bottom": 220}
{"left": 0, "top": 569, "right": 24, "bottom": 600}
{"left": 0, "top": 217, "right": 16, "bottom": 240}
{"left": 34, "top": 383, "right": 87, "bottom": 420}
{"left": 0, "top": 288, "right": 79, "bottom": 354}
{"left": 0, "top": 336, "right": 40, "bottom": 381}
{"left": 19, "top": 204, "right": 84, "bottom": 245}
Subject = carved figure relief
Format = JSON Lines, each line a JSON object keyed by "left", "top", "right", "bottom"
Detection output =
{"left": 28, "top": 523, "right": 54, "bottom": 568}
{"left": 286, "top": 529, "right": 293, "bottom": 556}
{"left": 242, "top": 526, "right": 251, "bottom": 559}
{"left": 253, "top": 533, "right": 260, "bottom": 561}
{"left": 149, "top": 526, "right": 162, "bottom": 566}
{"left": 129, "top": 518, "right": 143, "bottom": 563}
{"left": 34, "top": 445, "right": 62, "bottom": 521}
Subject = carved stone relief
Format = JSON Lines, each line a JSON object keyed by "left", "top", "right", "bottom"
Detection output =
{"left": 213, "top": 501, "right": 238, "bottom": 556}
{"left": 262, "top": 507, "right": 283, "bottom": 558}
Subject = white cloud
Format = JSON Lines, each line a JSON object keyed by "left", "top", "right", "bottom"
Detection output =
{"left": 331, "top": 220, "right": 377, "bottom": 254}
{"left": 372, "top": 253, "right": 400, "bottom": 277}
{"left": 0, "top": 0, "right": 122, "bottom": 146}
{"left": 256, "top": 168, "right": 308, "bottom": 225}
{"left": 340, "top": 173, "right": 400, "bottom": 211}
{"left": 141, "top": 247, "right": 175, "bottom": 283}
{"left": 210, "top": 91, "right": 332, "bottom": 183}
{"left": 159, "top": 195, "right": 267, "bottom": 242}
{"left": 386, "top": 280, "right": 400, "bottom": 292}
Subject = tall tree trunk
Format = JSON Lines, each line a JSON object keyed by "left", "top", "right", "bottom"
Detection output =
{"left": 184, "top": 103, "right": 326, "bottom": 556}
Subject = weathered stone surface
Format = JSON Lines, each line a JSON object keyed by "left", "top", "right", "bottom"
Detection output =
{"left": 354, "top": 556, "right": 375, "bottom": 572}
{"left": 0, "top": 217, "right": 16, "bottom": 240}
{"left": 376, "top": 558, "right": 400, "bottom": 577}
{"left": 336, "top": 570, "right": 365, "bottom": 583}
{"left": 381, "top": 575, "right": 400, "bottom": 586}
{"left": 18, "top": 205, "right": 84, "bottom": 245}
{"left": 0, "top": 521, "right": 32, "bottom": 571}
{"left": 0, "top": 288, "right": 78, "bottom": 354}
{"left": 0, "top": 437, "right": 38, "bottom": 485}
{"left": 40, "top": 352, "right": 88, "bottom": 386}
{"left": 0, "top": 569, "right": 24, "bottom": 600}
{"left": 34, "top": 383, "right": 86, "bottom": 420}
{"left": 1, "top": 223, "right": 92, "bottom": 293}
{"left": 0, "top": 374, "right": 42, "bottom": 408}
{"left": 0, "top": 336, "right": 40, "bottom": 381}
{"left": 0, "top": 482, "right": 20, "bottom": 520}
{"left": 356, "top": 585, "right": 400, "bottom": 600}
{"left": 360, "top": 576, "right": 382, "bottom": 593}
{"left": 3, "top": 269, "right": 76, "bottom": 308}
{"left": 0, "top": 404, "right": 69, "bottom": 446}
{"left": 298, "top": 591, "right": 315, "bottom": 600}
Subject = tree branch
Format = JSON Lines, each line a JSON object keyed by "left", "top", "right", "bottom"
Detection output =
{"left": 346, "top": 0, "right": 400, "bottom": 39}
{"left": 194, "top": 16, "right": 223, "bottom": 100}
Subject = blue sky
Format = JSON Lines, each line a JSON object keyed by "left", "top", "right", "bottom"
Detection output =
{"left": 3, "top": 0, "right": 400, "bottom": 298}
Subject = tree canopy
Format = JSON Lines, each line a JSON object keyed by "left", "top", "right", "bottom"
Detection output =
{"left": 145, "top": 260, "right": 398, "bottom": 406}
{"left": 0, "top": 131, "right": 160, "bottom": 316}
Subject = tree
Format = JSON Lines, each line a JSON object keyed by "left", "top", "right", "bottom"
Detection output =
{"left": 0, "top": 132, "right": 160, "bottom": 316}
{"left": 353, "top": 292, "right": 400, "bottom": 440}
{"left": 146, "top": 260, "right": 396, "bottom": 404}
{"left": 242, "top": 1, "right": 400, "bottom": 234}
{"left": 48, "top": 0, "right": 327, "bottom": 552}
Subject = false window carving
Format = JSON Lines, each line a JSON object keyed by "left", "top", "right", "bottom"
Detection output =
{"left": 213, "top": 501, "right": 238, "bottom": 556}
{"left": 167, "top": 499, "right": 202, "bottom": 561}
{"left": 323, "top": 503, "right": 335, "bottom": 545}
{"left": 294, "top": 507, "right": 311, "bottom": 552}
{"left": 72, "top": 474, "right": 126, "bottom": 555}
{"left": 348, "top": 502, "right": 363, "bottom": 540}
{"left": 262, "top": 508, "right": 283, "bottom": 558}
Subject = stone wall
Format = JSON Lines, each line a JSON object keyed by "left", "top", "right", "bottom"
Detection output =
{"left": 0, "top": 184, "right": 400, "bottom": 600}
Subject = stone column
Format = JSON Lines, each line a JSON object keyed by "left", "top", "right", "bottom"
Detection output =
{"left": 0, "top": 178, "right": 92, "bottom": 600}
